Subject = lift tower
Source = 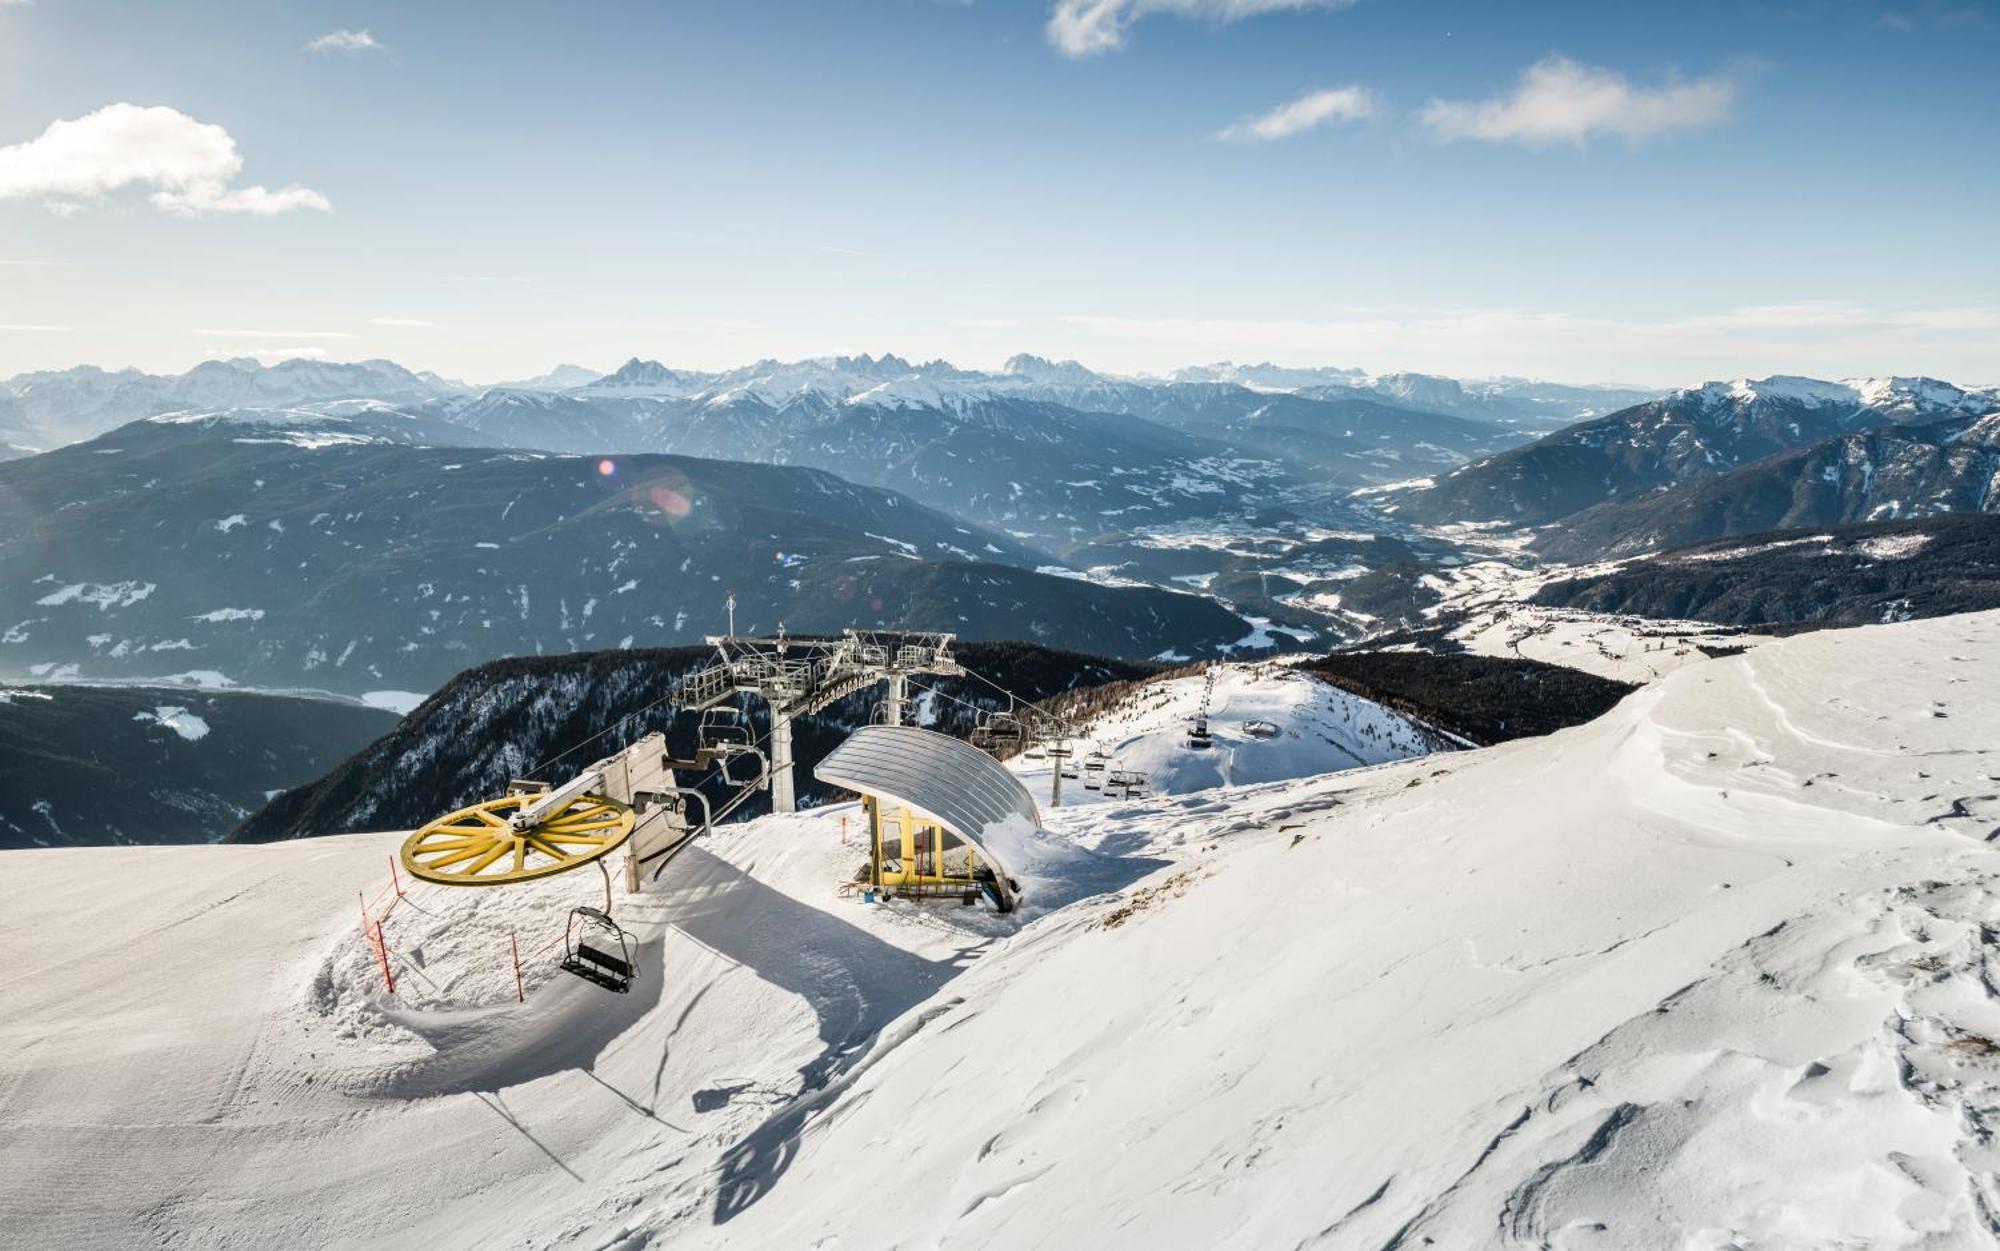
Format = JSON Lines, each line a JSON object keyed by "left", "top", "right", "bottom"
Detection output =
{"left": 698, "top": 627, "right": 963, "bottom": 812}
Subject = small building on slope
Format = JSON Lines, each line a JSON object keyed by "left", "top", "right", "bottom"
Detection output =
{"left": 815, "top": 725, "right": 1034, "bottom": 912}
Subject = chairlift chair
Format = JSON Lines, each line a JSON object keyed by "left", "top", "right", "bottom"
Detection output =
{"left": 713, "top": 744, "right": 767, "bottom": 789}
{"left": 698, "top": 707, "right": 751, "bottom": 750}
{"left": 559, "top": 906, "right": 638, "bottom": 994}
{"left": 988, "top": 712, "right": 1027, "bottom": 751}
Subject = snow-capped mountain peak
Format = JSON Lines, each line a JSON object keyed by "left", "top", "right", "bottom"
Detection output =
{"left": 1688, "top": 374, "right": 2000, "bottom": 420}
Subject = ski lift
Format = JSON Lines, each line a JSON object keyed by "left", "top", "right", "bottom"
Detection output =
{"left": 699, "top": 707, "right": 750, "bottom": 751}
{"left": 715, "top": 744, "right": 768, "bottom": 789}
{"left": 969, "top": 710, "right": 1027, "bottom": 756}
{"left": 1186, "top": 715, "right": 1213, "bottom": 750}
{"left": 559, "top": 906, "right": 637, "bottom": 994}
{"left": 1083, "top": 748, "right": 1109, "bottom": 773}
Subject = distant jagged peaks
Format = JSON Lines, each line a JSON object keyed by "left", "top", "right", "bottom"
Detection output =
{"left": 1171, "top": 361, "right": 1367, "bottom": 389}
{"left": 598, "top": 357, "right": 682, "bottom": 387}
{"left": 1677, "top": 374, "right": 2000, "bottom": 420}
{"left": 1001, "top": 353, "right": 1099, "bottom": 384}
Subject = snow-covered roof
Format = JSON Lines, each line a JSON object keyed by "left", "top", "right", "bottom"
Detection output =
{"left": 815, "top": 725, "right": 1040, "bottom": 889}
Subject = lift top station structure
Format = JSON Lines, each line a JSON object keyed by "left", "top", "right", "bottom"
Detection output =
{"left": 391, "top": 596, "right": 1155, "bottom": 995}
{"left": 395, "top": 609, "right": 985, "bottom": 992}
{"left": 692, "top": 623, "right": 964, "bottom": 814}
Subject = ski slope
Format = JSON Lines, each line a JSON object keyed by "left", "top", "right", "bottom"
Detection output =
{"left": 3, "top": 614, "right": 1999, "bottom": 1248}
{"left": 1006, "top": 661, "right": 1448, "bottom": 805}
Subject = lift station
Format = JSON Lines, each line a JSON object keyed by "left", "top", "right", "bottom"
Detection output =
{"left": 393, "top": 611, "right": 1146, "bottom": 995}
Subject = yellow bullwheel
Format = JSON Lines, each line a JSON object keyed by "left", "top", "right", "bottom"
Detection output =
{"left": 400, "top": 792, "right": 636, "bottom": 886}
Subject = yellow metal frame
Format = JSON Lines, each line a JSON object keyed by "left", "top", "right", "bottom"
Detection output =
{"left": 867, "top": 796, "right": 980, "bottom": 895}
{"left": 400, "top": 793, "right": 636, "bottom": 886}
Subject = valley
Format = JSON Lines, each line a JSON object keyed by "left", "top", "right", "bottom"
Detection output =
{"left": 7, "top": 354, "right": 1996, "bottom": 854}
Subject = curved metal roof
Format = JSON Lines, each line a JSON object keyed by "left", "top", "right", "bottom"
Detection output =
{"left": 814, "top": 725, "right": 1041, "bottom": 905}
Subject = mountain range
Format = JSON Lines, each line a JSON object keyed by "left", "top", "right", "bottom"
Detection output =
{"left": 0, "top": 358, "right": 464, "bottom": 449}
{"left": 0, "top": 351, "right": 1651, "bottom": 454}
{"left": 0, "top": 408, "right": 1256, "bottom": 694}
{"left": 1387, "top": 376, "right": 1998, "bottom": 528}
{"left": 10, "top": 353, "right": 2000, "bottom": 672}
{"left": 1535, "top": 408, "right": 2000, "bottom": 562}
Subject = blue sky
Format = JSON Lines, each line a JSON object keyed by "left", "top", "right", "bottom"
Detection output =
{"left": 0, "top": 0, "right": 1995, "bottom": 385}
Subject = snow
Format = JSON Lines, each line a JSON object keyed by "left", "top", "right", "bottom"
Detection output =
{"left": 34, "top": 580, "right": 156, "bottom": 610}
{"left": 131, "top": 704, "right": 210, "bottom": 741}
{"left": 6, "top": 614, "right": 2000, "bottom": 1247}
{"left": 1856, "top": 532, "right": 1936, "bottom": 560}
{"left": 158, "top": 669, "right": 235, "bottom": 688}
{"left": 1420, "top": 557, "right": 1779, "bottom": 683}
{"left": 1007, "top": 661, "right": 1444, "bottom": 805}
{"left": 1686, "top": 374, "right": 2000, "bottom": 418}
{"left": 1680, "top": 534, "right": 1834, "bottom": 563}
{"left": 360, "top": 690, "right": 427, "bottom": 715}
{"left": 191, "top": 607, "right": 267, "bottom": 623}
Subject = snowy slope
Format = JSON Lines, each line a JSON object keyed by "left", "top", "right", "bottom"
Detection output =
{"left": 699, "top": 612, "right": 2000, "bottom": 1249}
{"left": 3, "top": 613, "right": 1999, "bottom": 1248}
{"left": 1416, "top": 557, "right": 1780, "bottom": 683}
{"left": 1007, "top": 661, "right": 1448, "bottom": 806}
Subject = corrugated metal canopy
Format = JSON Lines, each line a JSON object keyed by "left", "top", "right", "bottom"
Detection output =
{"left": 814, "top": 726, "right": 1041, "bottom": 898}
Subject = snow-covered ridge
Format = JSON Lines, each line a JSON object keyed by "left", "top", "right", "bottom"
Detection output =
{"left": 5, "top": 611, "right": 1996, "bottom": 1247}
{"left": 1682, "top": 374, "right": 2000, "bottom": 417}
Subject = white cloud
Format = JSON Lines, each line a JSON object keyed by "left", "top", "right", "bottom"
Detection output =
{"left": 0, "top": 323, "right": 69, "bottom": 332}
{"left": 1047, "top": 0, "right": 1353, "bottom": 57}
{"left": 956, "top": 318, "right": 1023, "bottom": 329}
{"left": 0, "top": 104, "right": 331, "bottom": 216}
{"left": 1421, "top": 55, "right": 1736, "bottom": 147}
{"left": 306, "top": 29, "right": 381, "bottom": 53}
{"left": 370, "top": 317, "right": 435, "bottom": 328}
{"left": 197, "top": 328, "right": 357, "bottom": 339}
{"left": 1218, "top": 85, "right": 1378, "bottom": 142}
{"left": 245, "top": 347, "right": 329, "bottom": 359}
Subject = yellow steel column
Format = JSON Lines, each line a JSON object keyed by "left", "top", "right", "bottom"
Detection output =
{"left": 898, "top": 805, "right": 916, "bottom": 883}
{"left": 867, "top": 795, "right": 883, "bottom": 888}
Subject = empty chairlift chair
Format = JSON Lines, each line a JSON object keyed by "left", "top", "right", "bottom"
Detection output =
{"left": 559, "top": 906, "right": 638, "bottom": 994}
{"left": 697, "top": 707, "right": 767, "bottom": 787}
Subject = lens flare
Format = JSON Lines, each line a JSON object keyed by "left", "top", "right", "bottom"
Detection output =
{"left": 597, "top": 458, "right": 617, "bottom": 477}
{"left": 648, "top": 483, "right": 692, "bottom": 519}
